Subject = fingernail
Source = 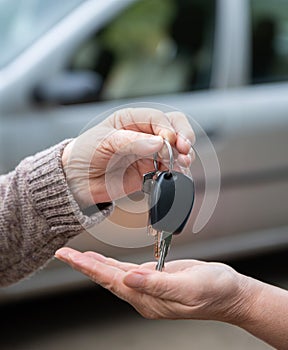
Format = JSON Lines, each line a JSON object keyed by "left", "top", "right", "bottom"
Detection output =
{"left": 124, "top": 272, "right": 146, "bottom": 288}
{"left": 184, "top": 138, "right": 194, "bottom": 148}
{"left": 55, "top": 248, "right": 68, "bottom": 258}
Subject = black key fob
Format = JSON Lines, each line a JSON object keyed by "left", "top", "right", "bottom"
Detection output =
{"left": 150, "top": 171, "right": 194, "bottom": 234}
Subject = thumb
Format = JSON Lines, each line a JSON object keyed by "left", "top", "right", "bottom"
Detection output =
{"left": 107, "top": 130, "right": 163, "bottom": 156}
{"left": 123, "top": 269, "right": 179, "bottom": 300}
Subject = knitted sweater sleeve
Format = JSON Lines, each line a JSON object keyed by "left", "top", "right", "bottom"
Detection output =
{"left": 0, "top": 140, "right": 112, "bottom": 286}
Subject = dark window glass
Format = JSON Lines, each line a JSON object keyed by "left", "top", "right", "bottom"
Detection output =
{"left": 68, "top": 0, "right": 215, "bottom": 102}
{"left": 0, "top": 0, "right": 86, "bottom": 68}
{"left": 251, "top": 0, "right": 288, "bottom": 84}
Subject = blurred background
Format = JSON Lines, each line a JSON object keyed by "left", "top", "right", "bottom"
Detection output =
{"left": 1, "top": 0, "right": 288, "bottom": 348}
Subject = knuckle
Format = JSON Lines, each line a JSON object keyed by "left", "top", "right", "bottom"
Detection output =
{"left": 189, "top": 148, "right": 196, "bottom": 162}
{"left": 183, "top": 129, "right": 196, "bottom": 146}
{"left": 170, "top": 111, "right": 187, "bottom": 121}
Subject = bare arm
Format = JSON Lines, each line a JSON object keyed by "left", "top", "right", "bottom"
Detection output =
{"left": 236, "top": 279, "right": 288, "bottom": 349}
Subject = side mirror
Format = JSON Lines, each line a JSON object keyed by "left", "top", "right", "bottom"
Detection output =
{"left": 33, "top": 70, "right": 103, "bottom": 105}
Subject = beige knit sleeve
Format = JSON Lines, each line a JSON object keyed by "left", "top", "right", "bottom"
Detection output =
{"left": 0, "top": 141, "right": 112, "bottom": 286}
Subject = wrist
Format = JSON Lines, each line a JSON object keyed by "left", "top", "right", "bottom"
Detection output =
{"left": 226, "top": 273, "right": 265, "bottom": 327}
{"left": 231, "top": 277, "right": 288, "bottom": 349}
{"left": 61, "top": 139, "right": 73, "bottom": 171}
{"left": 62, "top": 140, "right": 93, "bottom": 209}
{"left": 62, "top": 140, "right": 114, "bottom": 222}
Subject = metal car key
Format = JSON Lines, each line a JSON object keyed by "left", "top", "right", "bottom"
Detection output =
{"left": 142, "top": 169, "right": 161, "bottom": 257}
{"left": 155, "top": 231, "right": 172, "bottom": 271}
{"left": 142, "top": 139, "right": 195, "bottom": 271}
{"left": 150, "top": 170, "right": 195, "bottom": 270}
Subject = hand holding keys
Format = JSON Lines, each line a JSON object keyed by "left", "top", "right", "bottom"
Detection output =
{"left": 142, "top": 139, "right": 195, "bottom": 271}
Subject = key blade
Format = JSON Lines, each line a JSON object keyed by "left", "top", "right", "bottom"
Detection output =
{"left": 155, "top": 232, "right": 173, "bottom": 271}
{"left": 153, "top": 230, "right": 161, "bottom": 259}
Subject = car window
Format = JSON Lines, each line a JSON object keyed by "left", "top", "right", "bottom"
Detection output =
{"left": 0, "top": 0, "right": 86, "bottom": 68}
{"left": 251, "top": 0, "right": 288, "bottom": 84}
{"left": 69, "top": 0, "right": 216, "bottom": 101}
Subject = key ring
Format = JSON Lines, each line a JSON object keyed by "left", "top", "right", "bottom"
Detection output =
{"left": 153, "top": 139, "right": 174, "bottom": 173}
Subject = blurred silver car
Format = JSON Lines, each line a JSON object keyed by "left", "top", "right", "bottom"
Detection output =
{"left": 1, "top": 0, "right": 288, "bottom": 300}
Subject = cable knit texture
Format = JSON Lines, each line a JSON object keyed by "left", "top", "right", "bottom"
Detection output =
{"left": 0, "top": 140, "right": 112, "bottom": 286}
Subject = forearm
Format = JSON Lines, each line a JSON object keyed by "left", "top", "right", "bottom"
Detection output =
{"left": 233, "top": 275, "right": 288, "bottom": 349}
{"left": 0, "top": 141, "right": 112, "bottom": 286}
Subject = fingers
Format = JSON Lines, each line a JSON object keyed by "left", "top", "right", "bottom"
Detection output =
{"left": 163, "top": 259, "right": 206, "bottom": 273}
{"left": 55, "top": 248, "right": 148, "bottom": 306}
{"left": 55, "top": 248, "right": 133, "bottom": 297}
{"left": 111, "top": 108, "right": 177, "bottom": 146}
{"left": 111, "top": 108, "right": 195, "bottom": 151}
{"left": 123, "top": 268, "right": 184, "bottom": 301}
{"left": 166, "top": 111, "right": 196, "bottom": 150}
{"left": 56, "top": 249, "right": 184, "bottom": 316}
{"left": 56, "top": 248, "right": 176, "bottom": 302}
{"left": 104, "top": 129, "right": 163, "bottom": 157}
{"left": 128, "top": 109, "right": 195, "bottom": 161}
{"left": 56, "top": 248, "right": 138, "bottom": 273}
{"left": 123, "top": 259, "right": 207, "bottom": 300}
{"left": 55, "top": 250, "right": 204, "bottom": 318}
{"left": 104, "top": 108, "right": 195, "bottom": 169}
{"left": 166, "top": 112, "right": 196, "bottom": 164}
{"left": 55, "top": 247, "right": 80, "bottom": 261}
{"left": 83, "top": 251, "right": 139, "bottom": 272}
{"left": 55, "top": 248, "right": 119, "bottom": 287}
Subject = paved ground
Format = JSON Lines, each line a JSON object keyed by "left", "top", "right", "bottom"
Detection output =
{"left": 1, "top": 249, "right": 288, "bottom": 350}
